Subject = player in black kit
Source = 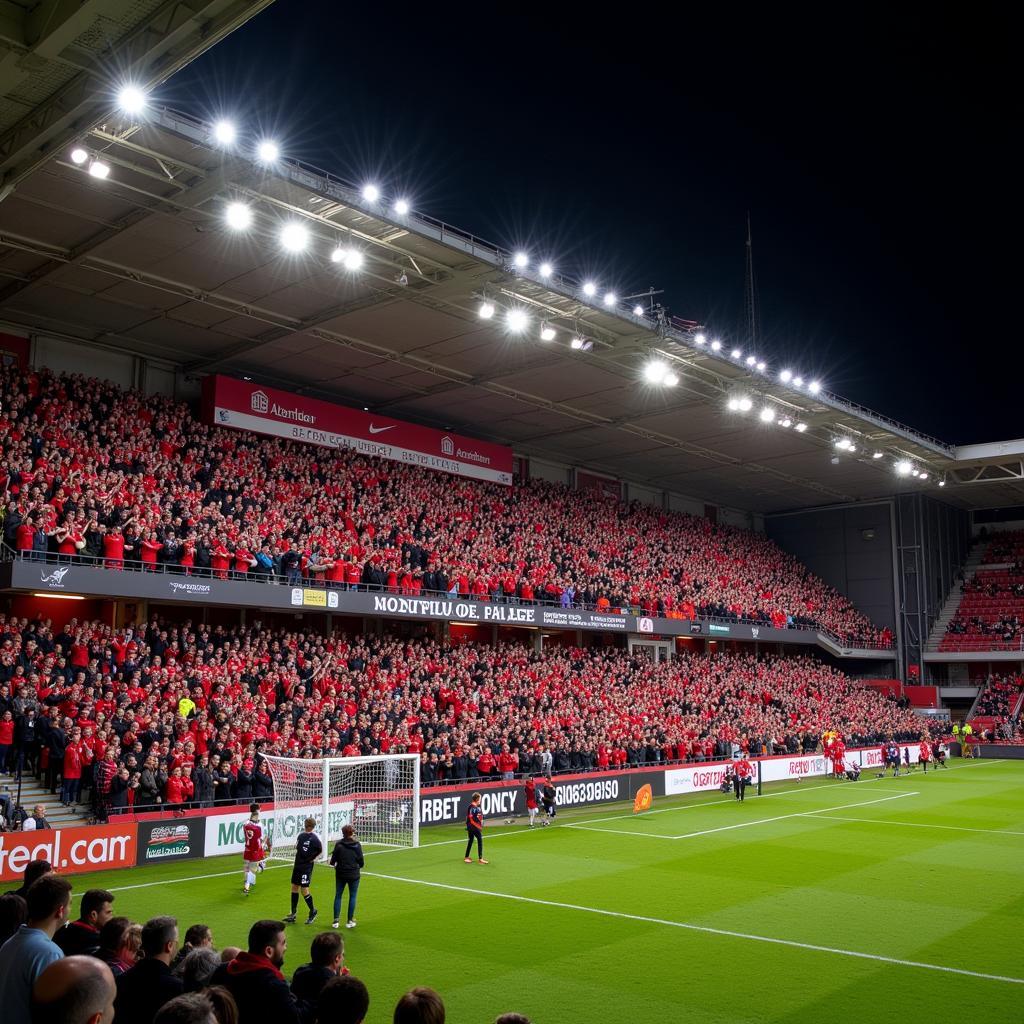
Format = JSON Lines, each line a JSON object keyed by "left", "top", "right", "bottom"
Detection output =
{"left": 283, "top": 816, "right": 323, "bottom": 925}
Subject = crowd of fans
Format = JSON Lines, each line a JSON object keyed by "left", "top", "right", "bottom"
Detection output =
{"left": 0, "top": 366, "right": 889, "bottom": 645}
{"left": 969, "top": 673, "right": 1024, "bottom": 741}
{"left": 979, "top": 530, "right": 1024, "bottom": 564}
{"left": 0, "top": 612, "right": 920, "bottom": 827}
{"left": 0, "top": 861, "right": 517, "bottom": 1022}
{"left": 943, "top": 567, "right": 1024, "bottom": 650}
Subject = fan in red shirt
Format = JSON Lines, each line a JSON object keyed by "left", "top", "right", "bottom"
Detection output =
{"left": 242, "top": 802, "right": 268, "bottom": 895}
{"left": 732, "top": 755, "right": 753, "bottom": 802}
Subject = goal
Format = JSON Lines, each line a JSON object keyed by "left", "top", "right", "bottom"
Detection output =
{"left": 261, "top": 754, "right": 420, "bottom": 860}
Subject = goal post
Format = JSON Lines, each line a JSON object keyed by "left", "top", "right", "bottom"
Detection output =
{"left": 261, "top": 753, "right": 420, "bottom": 860}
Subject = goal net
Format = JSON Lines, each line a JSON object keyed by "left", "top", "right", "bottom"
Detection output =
{"left": 261, "top": 754, "right": 420, "bottom": 860}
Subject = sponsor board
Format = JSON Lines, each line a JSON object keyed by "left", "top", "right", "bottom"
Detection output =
{"left": 302, "top": 588, "right": 327, "bottom": 608}
{"left": 372, "top": 595, "right": 537, "bottom": 624}
{"left": 168, "top": 580, "right": 211, "bottom": 597}
{"left": 708, "top": 623, "right": 731, "bottom": 635}
{"left": 40, "top": 566, "right": 70, "bottom": 588}
{"left": 137, "top": 817, "right": 206, "bottom": 863}
{"left": 0, "top": 824, "right": 137, "bottom": 882}
{"left": 540, "top": 610, "right": 628, "bottom": 631}
{"left": 204, "top": 801, "right": 357, "bottom": 857}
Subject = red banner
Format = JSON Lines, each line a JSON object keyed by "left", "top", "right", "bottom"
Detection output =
{"left": 202, "top": 375, "right": 513, "bottom": 486}
{"left": 0, "top": 823, "right": 137, "bottom": 882}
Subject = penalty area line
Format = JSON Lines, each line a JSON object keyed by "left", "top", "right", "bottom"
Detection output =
{"left": 363, "top": 870, "right": 1024, "bottom": 986}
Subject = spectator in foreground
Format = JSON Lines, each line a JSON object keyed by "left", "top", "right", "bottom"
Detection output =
{"left": 154, "top": 990, "right": 236, "bottom": 1024}
{"left": 393, "top": 987, "right": 445, "bottom": 1024}
{"left": 210, "top": 920, "right": 301, "bottom": 1024}
{"left": 173, "top": 923, "right": 215, "bottom": 970}
{"left": 94, "top": 917, "right": 135, "bottom": 978}
{"left": 5, "top": 860, "right": 52, "bottom": 900}
{"left": 114, "top": 915, "right": 183, "bottom": 1023}
{"left": 0, "top": 892, "right": 27, "bottom": 945}
{"left": 180, "top": 947, "right": 221, "bottom": 992}
{"left": 0, "top": 873, "right": 73, "bottom": 1024}
{"left": 316, "top": 974, "right": 369, "bottom": 1024}
{"left": 291, "top": 931, "right": 346, "bottom": 1003}
{"left": 31, "top": 954, "right": 116, "bottom": 1024}
{"left": 55, "top": 889, "right": 114, "bottom": 956}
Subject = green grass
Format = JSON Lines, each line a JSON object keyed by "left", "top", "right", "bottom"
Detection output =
{"left": 68, "top": 758, "right": 1024, "bottom": 1023}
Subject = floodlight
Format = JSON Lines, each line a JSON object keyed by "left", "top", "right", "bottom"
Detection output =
{"left": 603, "top": 292, "right": 617, "bottom": 307}
{"left": 393, "top": 198, "right": 410, "bottom": 215}
{"left": 540, "top": 323, "right": 556, "bottom": 341}
{"left": 759, "top": 406, "right": 775, "bottom": 422}
{"left": 257, "top": 140, "right": 280, "bottom": 163}
{"left": 88, "top": 160, "right": 110, "bottom": 179}
{"left": 808, "top": 380, "right": 821, "bottom": 394}
{"left": 361, "top": 184, "right": 380, "bottom": 202}
{"left": 330, "top": 246, "right": 345, "bottom": 263}
{"left": 872, "top": 451, "right": 884, "bottom": 459}
{"left": 746, "top": 355, "right": 756, "bottom": 366}
{"left": 478, "top": 302, "right": 495, "bottom": 320}
{"left": 506, "top": 309, "right": 529, "bottom": 333}
{"left": 911, "top": 469, "right": 920, "bottom": 477}
{"left": 70, "top": 148, "right": 88, "bottom": 165}
{"left": 342, "top": 249, "right": 364, "bottom": 271}
{"left": 633, "top": 305, "right": 645, "bottom": 317}
{"left": 513, "top": 252, "right": 529, "bottom": 268}
{"left": 582, "top": 282, "right": 597, "bottom": 297}
{"left": 117, "top": 85, "right": 147, "bottom": 115}
{"left": 279, "top": 222, "right": 309, "bottom": 253}
{"left": 756, "top": 361, "right": 766, "bottom": 372}
{"left": 895, "top": 460, "right": 912, "bottom": 476}
{"left": 738, "top": 396, "right": 753, "bottom": 412}
{"left": 644, "top": 360, "right": 668, "bottom": 384}
{"left": 919, "top": 472, "right": 928, "bottom": 480}
{"left": 779, "top": 369, "right": 792, "bottom": 383}
{"left": 727, "top": 398, "right": 740, "bottom": 411}
{"left": 938, "top": 479, "right": 945, "bottom": 487}
{"left": 213, "top": 120, "right": 237, "bottom": 146}
{"left": 793, "top": 376, "right": 804, "bottom": 387}
{"left": 710, "top": 339, "right": 722, "bottom": 351}
{"left": 731, "top": 348, "right": 742, "bottom": 359}
{"left": 663, "top": 372, "right": 678, "bottom": 386}
{"left": 780, "top": 417, "right": 792, "bottom": 428}
{"left": 225, "top": 202, "right": 253, "bottom": 231}
{"left": 794, "top": 422, "right": 807, "bottom": 432}
{"left": 539, "top": 262, "right": 553, "bottom": 278}
{"left": 571, "top": 337, "right": 584, "bottom": 350}
{"left": 694, "top": 333, "right": 707, "bottom": 346}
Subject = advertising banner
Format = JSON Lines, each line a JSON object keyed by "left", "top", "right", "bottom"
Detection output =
{"left": 205, "top": 800, "right": 357, "bottom": 857}
{"left": 0, "top": 823, "right": 137, "bottom": 882}
{"left": 136, "top": 817, "right": 207, "bottom": 864}
{"left": 202, "top": 374, "right": 513, "bottom": 485}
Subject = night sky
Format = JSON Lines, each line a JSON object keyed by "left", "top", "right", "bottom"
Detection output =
{"left": 166, "top": 4, "right": 1017, "bottom": 445}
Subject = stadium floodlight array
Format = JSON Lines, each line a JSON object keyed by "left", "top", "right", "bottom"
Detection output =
{"left": 262, "top": 753, "right": 420, "bottom": 859}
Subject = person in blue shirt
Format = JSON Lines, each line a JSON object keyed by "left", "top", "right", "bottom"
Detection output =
{"left": 0, "top": 873, "right": 73, "bottom": 1023}
{"left": 464, "top": 792, "right": 488, "bottom": 864}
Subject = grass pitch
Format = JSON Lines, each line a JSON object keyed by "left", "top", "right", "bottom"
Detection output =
{"left": 70, "top": 758, "right": 1023, "bottom": 1023}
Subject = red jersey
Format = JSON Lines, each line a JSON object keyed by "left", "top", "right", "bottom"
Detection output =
{"left": 524, "top": 779, "right": 537, "bottom": 809}
{"left": 734, "top": 758, "right": 752, "bottom": 780}
{"left": 243, "top": 820, "right": 265, "bottom": 861}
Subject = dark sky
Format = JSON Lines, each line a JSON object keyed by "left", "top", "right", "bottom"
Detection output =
{"left": 166, "top": 4, "right": 1017, "bottom": 445}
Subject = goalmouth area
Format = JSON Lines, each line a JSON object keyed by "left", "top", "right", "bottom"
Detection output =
{"left": 56, "top": 757, "right": 1023, "bottom": 1023}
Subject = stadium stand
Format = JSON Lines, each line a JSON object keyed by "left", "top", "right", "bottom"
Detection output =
{"left": 942, "top": 566, "right": 1024, "bottom": 651}
{"left": 967, "top": 673, "right": 1024, "bottom": 740}
{"left": 0, "top": 615, "right": 919, "bottom": 820}
{"left": 0, "top": 366, "right": 891, "bottom": 648}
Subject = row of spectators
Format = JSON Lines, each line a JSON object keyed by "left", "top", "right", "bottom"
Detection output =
{"left": 0, "top": 612, "right": 920, "bottom": 824}
{"left": 979, "top": 530, "right": 1024, "bottom": 564}
{"left": 0, "top": 366, "right": 889, "bottom": 645}
{"left": 0, "top": 861, "right": 509, "bottom": 1023}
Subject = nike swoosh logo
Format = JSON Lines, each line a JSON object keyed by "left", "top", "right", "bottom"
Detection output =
{"left": 368, "top": 424, "right": 396, "bottom": 435}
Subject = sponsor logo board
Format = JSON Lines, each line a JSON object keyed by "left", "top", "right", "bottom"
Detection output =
{"left": 138, "top": 818, "right": 205, "bottom": 863}
{"left": 0, "top": 824, "right": 137, "bottom": 882}
{"left": 205, "top": 802, "right": 356, "bottom": 857}
{"left": 40, "top": 566, "right": 70, "bottom": 588}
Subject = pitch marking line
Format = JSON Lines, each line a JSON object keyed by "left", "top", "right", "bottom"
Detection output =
{"left": 363, "top": 870, "right": 1024, "bottom": 986}
{"left": 563, "top": 791, "right": 917, "bottom": 840}
{"left": 805, "top": 815, "right": 1024, "bottom": 838}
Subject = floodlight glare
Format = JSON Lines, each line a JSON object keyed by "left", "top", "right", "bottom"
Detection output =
{"left": 257, "top": 140, "right": 280, "bottom": 163}
{"left": 663, "top": 372, "right": 678, "bottom": 387}
{"left": 279, "top": 222, "right": 309, "bottom": 253}
{"left": 779, "top": 369, "right": 793, "bottom": 383}
{"left": 919, "top": 472, "right": 929, "bottom": 480}
{"left": 393, "top": 198, "right": 410, "bottom": 215}
{"left": 872, "top": 451, "right": 884, "bottom": 459}
{"left": 540, "top": 324, "right": 556, "bottom": 341}
{"left": 746, "top": 355, "right": 756, "bottom": 366}
{"left": 694, "top": 333, "right": 707, "bottom": 346}
{"left": 794, "top": 422, "right": 807, "bottom": 432}
{"left": 506, "top": 309, "right": 529, "bottom": 333}
{"left": 731, "top": 348, "right": 742, "bottom": 359}
{"left": 117, "top": 85, "right": 147, "bottom": 115}
{"left": 538, "top": 262, "right": 553, "bottom": 278}
{"left": 793, "top": 376, "right": 804, "bottom": 387}
{"left": 710, "top": 339, "right": 722, "bottom": 351}
{"left": 756, "top": 361, "right": 766, "bottom": 372}
{"left": 834, "top": 438, "right": 848, "bottom": 450}
{"left": 213, "top": 120, "right": 237, "bottom": 146}
{"left": 895, "top": 460, "right": 912, "bottom": 476}
{"left": 478, "top": 302, "right": 495, "bottom": 320}
{"left": 808, "top": 380, "right": 821, "bottom": 394}
{"left": 582, "top": 281, "right": 597, "bottom": 297}
{"left": 633, "top": 305, "right": 645, "bottom": 317}
{"left": 759, "top": 406, "right": 775, "bottom": 422}
{"left": 571, "top": 336, "right": 584, "bottom": 350}
{"left": 362, "top": 184, "right": 380, "bottom": 202}
{"left": 644, "top": 360, "right": 668, "bottom": 384}
{"left": 727, "top": 398, "right": 740, "bottom": 411}
{"left": 342, "top": 249, "right": 364, "bottom": 271}
{"left": 938, "top": 479, "right": 945, "bottom": 487}
{"left": 513, "top": 252, "right": 529, "bottom": 268}
{"left": 70, "top": 147, "right": 89, "bottom": 165}
{"left": 330, "top": 246, "right": 345, "bottom": 263}
{"left": 911, "top": 469, "right": 920, "bottom": 477}
{"left": 780, "top": 417, "right": 792, "bottom": 428}
{"left": 738, "top": 397, "right": 753, "bottom": 412}
{"left": 603, "top": 292, "right": 617, "bottom": 307}
{"left": 88, "top": 160, "right": 110, "bottom": 180}
{"left": 225, "top": 202, "right": 253, "bottom": 231}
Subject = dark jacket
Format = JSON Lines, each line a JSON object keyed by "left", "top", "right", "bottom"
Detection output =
{"left": 211, "top": 952, "right": 302, "bottom": 1024}
{"left": 54, "top": 919, "right": 101, "bottom": 956}
{"left": 115, "top": 957, "right": 184, "bottom": 1024}
{"left": 329, "top": 838, "right": 364, "bottom": 880}
{"left": 290, "top": 962, "right": 337, "bottom": 1004}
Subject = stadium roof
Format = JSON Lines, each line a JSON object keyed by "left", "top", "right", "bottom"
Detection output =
{"left": 0, "top": 103, "right": 1021, "bottom": 514}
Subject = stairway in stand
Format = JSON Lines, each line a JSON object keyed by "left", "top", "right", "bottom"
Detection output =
{"left": 1, "top": 768, "right": 93, "bottom": 827}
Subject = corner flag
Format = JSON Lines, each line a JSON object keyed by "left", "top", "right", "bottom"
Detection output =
{"left": 633, "top": 784, "right": 653, "bottom": 814}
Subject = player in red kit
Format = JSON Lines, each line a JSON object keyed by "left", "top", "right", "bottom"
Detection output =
{"left": 733, "top": 756, "right": 752, "bottom": 801}
{"left": 242, "top": 802, "right": 267, "bottom": 895}
{"left": 830, "top": 737, "right": 846, "bottom": 780}
{"left": 524, "top": 776, "right": 539, "bottom": 828}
